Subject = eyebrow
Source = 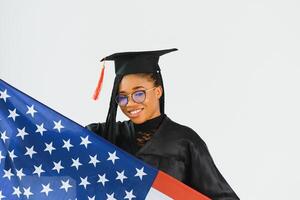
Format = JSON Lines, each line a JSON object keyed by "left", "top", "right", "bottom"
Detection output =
{"left": 119, "top": 86, "right": 145, "bottom": 94}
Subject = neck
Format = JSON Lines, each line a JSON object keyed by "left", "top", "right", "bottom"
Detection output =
{"left": 133, "top": 113, "right": 165, "bottom": 132}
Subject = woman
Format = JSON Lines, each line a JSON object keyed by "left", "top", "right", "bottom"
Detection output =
{"left": 87, "top": 48, "right": 239, "bottom": 199}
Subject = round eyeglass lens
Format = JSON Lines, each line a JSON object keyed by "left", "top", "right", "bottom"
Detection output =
{"left": 116, "top": 95, "right": 128, "bottom": 106}
{"left": 132, "top": 91, "right": 146, "bottom": 103}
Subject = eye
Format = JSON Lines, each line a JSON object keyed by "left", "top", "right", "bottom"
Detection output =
{"left": 116, "top": 95, "right": 128, "bottom": 106}
{"left": 132, "top": 90, "right": 146, "bottom": 103}
{"left": 133, "top": 90, "right": 145, "bottom": 97}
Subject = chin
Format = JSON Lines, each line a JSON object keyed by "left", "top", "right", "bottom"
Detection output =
{"left": 129, "top": 116, "right": 147, "bottom": 124}
{"left": 124, "top": 108, "right": 148, "bottom": 124}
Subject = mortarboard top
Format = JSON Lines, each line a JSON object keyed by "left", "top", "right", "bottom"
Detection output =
{"left": 93, "top": 48, "right": 178, "bottom": 100}
{"left": 100, "top": 48, "right": 178, "bottom": 75}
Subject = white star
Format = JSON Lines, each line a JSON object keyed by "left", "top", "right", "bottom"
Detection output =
{"left": 16, "top": 127, "right": 29, "bottom": 140}
{"left": 26, "top": 105, "right": 37, "bottom": 117}
{"left": 88, "top": 196, "right": 95, "bottom": 200}
{"left": 16, "top": 168, "right": 25, "bottom": 180}
{"left": 107, "top": 151, "right": 119, "bottom": 164}
{"left": 0, "top": 190, "right": 5, "bottom": 200}
{"left": 8, "top": 108, "right": 19, "bottom": 121}
{"left": 33, "top": 164, "right": 45, "bottom": 177}
{"left": 0, "top": 131, "right": 9, "bottom": 143}
{"left": 8, "top": 149, "right": 17, "bottom": 161}
{"left": 80, "top": 135, "right": 91, "bottom": 148}
{"left": 44, "top": 142, "right": 56, "bottom": 155}
{"left": 60, "top": 179, "right": 72, "bottom": 192}
{"left": 0, "top": 151, "right": 4, "bottom": 163}
{"left": 116, "top": 170, "right": 127, "bottom": 183}
{"left": 41, "top": 183, "right": 53, "bottom": 196}
{"left": 24, "top": 145, "right": 37, "bottom": 158}
{"left": 106, "top": 192, "right": 117, "bottom": 200}
{"left": 53, "top": 120, "right": 64, "bottom": 133}
{"left": 23, "top": 187, "right": 33, "bottom": 199}
{"left": 124, "top": 189, "right": 136, "bottom": 200}
{"left": 52, "top": 161, "right": 64, "bottom": 173}
{"left": 3, "top": 168, "right": 14, "bottom": 180}
{"left": 12, "top": 186, "right": 22, "bottom": 198}
{"left": 35, "top": 123, "right": 47, "bottom": 136}
{"left": 135, "top": 167, "right": 147, "bottom": 180}
{"left": 71, "top": 158, "right": 82, "bottom": 170}
{"left": 0, "top": 89, "right": 10, "bottom": 102}
{"left": 89, "top": 154, "right": 100, "bottom": 167}
{"left": 62, "top": 139, "right": 73, "bottom": 151}
{"left": 97, "top": 173, "right": 109, "bottom": 186}
{"left": 79, "top": 176, "right": 90, "bottom": 189}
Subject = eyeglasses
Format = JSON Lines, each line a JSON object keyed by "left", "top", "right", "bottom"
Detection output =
{"left": 115, "top": 87, "right": 157, "bottom": 106}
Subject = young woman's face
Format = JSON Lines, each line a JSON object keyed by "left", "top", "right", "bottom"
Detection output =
{"left": 118, "top": 74, "right": 162, "bottom": 124}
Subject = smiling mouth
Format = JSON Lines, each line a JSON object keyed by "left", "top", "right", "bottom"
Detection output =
{"left": 127, "top": 108, "right": 143, "bottom": 118}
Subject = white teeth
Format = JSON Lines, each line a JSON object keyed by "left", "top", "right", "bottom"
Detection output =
{"left": 130, "top": 109, "right": 142, "bottom": 115}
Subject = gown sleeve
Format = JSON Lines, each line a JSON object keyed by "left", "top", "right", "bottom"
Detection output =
{"left": 86, "top": 122, "right": 106, "bottom": 137}
{"left": 188, "top": 135, "right": 239, "bottom": 200}
{"left": 85, "top": 122, "right": 123, "bottom": 145}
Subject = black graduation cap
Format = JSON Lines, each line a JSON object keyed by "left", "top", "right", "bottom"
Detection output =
{"left": 101, "top": 48, "right": 178, "bottom": 75}
{"left": 92, "top": 48, "right": 178, "bottom": 143}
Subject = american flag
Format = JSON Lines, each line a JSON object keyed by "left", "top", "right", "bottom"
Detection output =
{"left": 0, "top": 79, "right": 209, "bottom": 200}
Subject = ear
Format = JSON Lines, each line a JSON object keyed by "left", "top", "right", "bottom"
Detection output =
{"left": 155, "top": 86, "right": 163, "bottom": 99}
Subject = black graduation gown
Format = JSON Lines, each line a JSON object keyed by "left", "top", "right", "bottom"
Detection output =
{"left": 86, "top": 115, "right": 239, "bottom": 200}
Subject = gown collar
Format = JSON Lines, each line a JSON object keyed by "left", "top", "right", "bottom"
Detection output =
{"left": 132, "top": 114, "right": 165, "bottom": 133}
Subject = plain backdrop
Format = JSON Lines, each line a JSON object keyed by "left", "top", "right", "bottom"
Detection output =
{"left": 1, "top": 0, "right": 300, "bottom": 199}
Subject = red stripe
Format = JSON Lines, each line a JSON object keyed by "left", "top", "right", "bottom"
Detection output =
{"left": 152, "top": 171, "right": 211, "bottom": 200}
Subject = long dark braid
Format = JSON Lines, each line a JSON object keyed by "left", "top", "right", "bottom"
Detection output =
{"left": 156, "top": 70, "right": 165, "bottom": 114}
{"left": 104, "top": 75, "right": 123, "bottom": 143}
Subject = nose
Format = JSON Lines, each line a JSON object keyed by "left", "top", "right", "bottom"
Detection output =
{"left": 126, "top": 95, "right": 138, "bottom": 107}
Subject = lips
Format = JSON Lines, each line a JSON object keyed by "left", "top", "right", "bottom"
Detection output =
{"left": 127, "top": 108, "right": 143, "bottom": 118}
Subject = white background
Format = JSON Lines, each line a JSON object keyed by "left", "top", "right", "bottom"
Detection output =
{"left": 1, "top": 0, "right": 300, "bottom": 199}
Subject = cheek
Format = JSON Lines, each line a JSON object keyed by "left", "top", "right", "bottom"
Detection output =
{"left": 143, "top": 94, "right": 158, "bottom": 109}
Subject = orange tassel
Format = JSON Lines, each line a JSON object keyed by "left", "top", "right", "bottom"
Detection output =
{"left": 92, "top": 62, "right": 105, "bottom": 100}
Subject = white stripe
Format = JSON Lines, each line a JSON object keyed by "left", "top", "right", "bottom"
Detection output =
{"left": 145, "top": 187, "right": 173, "bottom": 200}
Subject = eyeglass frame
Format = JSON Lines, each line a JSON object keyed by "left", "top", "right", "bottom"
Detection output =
{"left": 115, "top": 86, "right": 157, "bottom": 106}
